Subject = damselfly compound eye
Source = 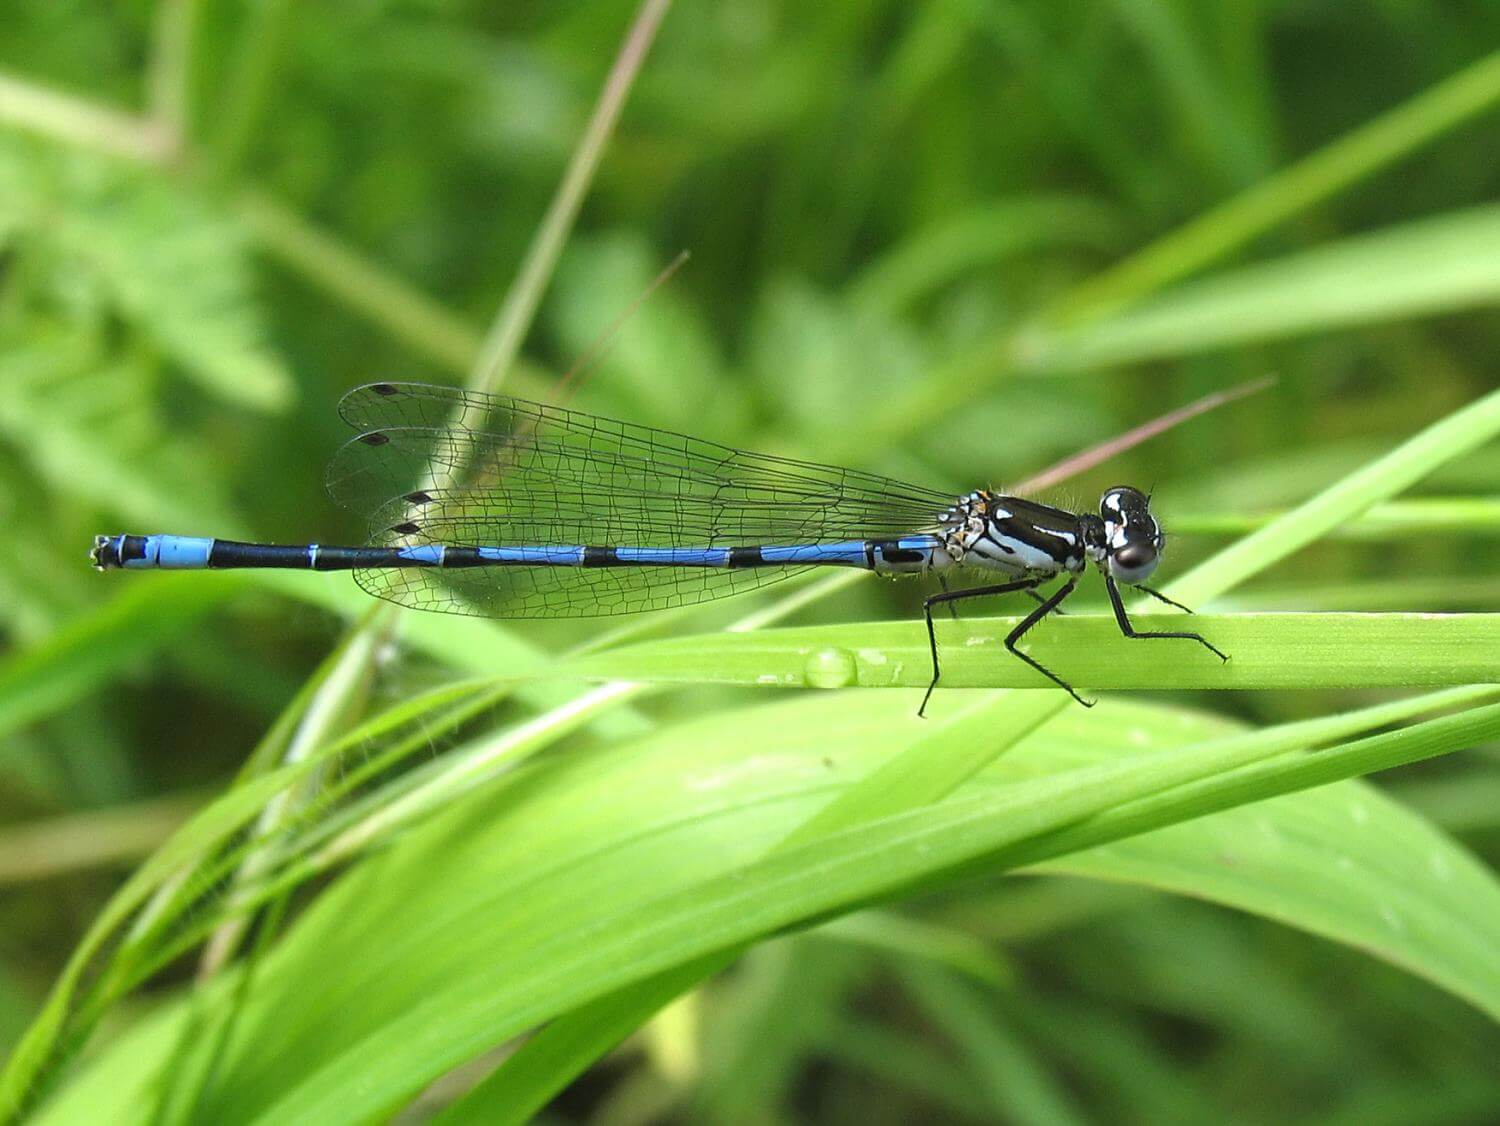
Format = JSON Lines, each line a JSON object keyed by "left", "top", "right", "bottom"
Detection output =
{"left": 1109, "top": 540, "right": 1159, "bottom": 584}
{"left": 1100, "top": 485, "right": 1149, "bottom": 520}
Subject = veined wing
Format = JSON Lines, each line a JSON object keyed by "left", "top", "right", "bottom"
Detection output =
{"left": 327, "top": 382, "right": 957, "bottom": 618}
{"left": 328, "top": 383, "right": 955, "bottom": 529}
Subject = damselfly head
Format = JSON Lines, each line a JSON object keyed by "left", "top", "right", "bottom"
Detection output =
{"left": 1099, "top": 486, "right": 1163, "bottom": 585}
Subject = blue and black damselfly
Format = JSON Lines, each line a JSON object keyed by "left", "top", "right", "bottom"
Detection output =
{"left": 92, "top": 382, "right": 1227, "bottom": 714}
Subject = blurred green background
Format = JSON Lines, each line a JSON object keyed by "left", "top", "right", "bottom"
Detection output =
{"left": 2, "top": 2, "right": 1500, "bottom": 1123}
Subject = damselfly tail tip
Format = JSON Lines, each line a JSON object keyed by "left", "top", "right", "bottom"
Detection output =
{"left": 91, "top": 535, "right": 120, "bottom": 570}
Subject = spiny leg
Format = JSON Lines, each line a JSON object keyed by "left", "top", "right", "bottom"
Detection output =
{"left": 936, "top": 574, "right": 960, "bottom": 620}
{"left": 1029, "top": 588, "right": 1065, "bottom": 614}
{"left": 941, "top": 575, "right": 1053, "bottom": 619}
{"left": 1003, "top": 576, "right": 1093, "bottom": 707}
{"left": 920, "top": 578, "right": 1043, "bottom": 718}
{"left": 1105, "top": 575, "right": 1229, "bottom": 662}
{"left": 1135, "top": 583, "right": 1198, "bottom": 615}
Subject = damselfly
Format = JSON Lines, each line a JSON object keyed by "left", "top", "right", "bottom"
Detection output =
{"left": 92, "top": 382, "right": 1227, "bottom": 713}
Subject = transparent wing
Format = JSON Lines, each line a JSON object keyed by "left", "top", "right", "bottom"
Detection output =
{"left": 326, "top": 382, "right": 956, "bottom": 618}
{"left": 355, "top": 501, "right": 815, "bottom": 618}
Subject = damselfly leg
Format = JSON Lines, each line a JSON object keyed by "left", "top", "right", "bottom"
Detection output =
{"left": 937, "top": 575, "right": 1060, "bottom": 622}
{"left": 936, "top": 574, "right": 961, "bottom": 620}
{"left": 1030, "top": 589, "right": 1065, "bottom": 613}
{"left": 1134, "top": 584, "right": 1198, "bottom": 615}
{"left": 920, "top": 576, "right": 1090, "bottom": 717}
{"left": 1103, "top": 576, "right": 1229, "bottom": 662}
{"left": 1002, "top": 577, "right": 1090, "bottom": 707}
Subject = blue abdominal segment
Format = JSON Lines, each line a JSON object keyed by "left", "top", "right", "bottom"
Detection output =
{"left": 476, "top": 546, "right": 587, "bottom": 565}
{"left": 115, "top": 535, "right": 215, "bottom": 569}
{"left": 612, "top": 546, "right": 731, "bottom": 566}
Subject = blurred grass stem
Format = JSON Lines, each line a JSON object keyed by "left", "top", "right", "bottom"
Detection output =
{"left": 469, "top": 0, "right": 673, "bottom": 395}
{"left": 147, "top": 0, "right": 200, "bottom": 161}
{"left": 0, "top": 70, "right": 173, "bottom": 162}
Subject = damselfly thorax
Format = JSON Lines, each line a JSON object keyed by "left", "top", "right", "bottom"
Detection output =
{"left": 939, "top": 491, "right": 1087, "bottom": 576}
{"left": 91, "top": 382, "right": 1225, "bottom": 715}
{"left": 935, "top": 487, "right": 1165, "bottom": 586}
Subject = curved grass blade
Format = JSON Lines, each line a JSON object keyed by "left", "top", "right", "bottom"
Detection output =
{"left": 31, "top": 689, "right": 1500, "bottom": 1123}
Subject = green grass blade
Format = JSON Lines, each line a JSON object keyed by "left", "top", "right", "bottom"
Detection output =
{"left": 1168, "top": 386, "right": 1500, "bottom": 605}
{"left": 1175, "top": 497, "right": 1500, "bottom": 540}
{"left": 0, "top": 577, "right": 232, "bottom": 749}
{"left": 1020, "top": 205, "right": 1500, "bottom": 371}
{"left": 900, "top": 962, "right": 1087, "bottom": 1125}
{"left": 0, "top": 643, "right": 505, "bottom": 1117}
{"left": 1056, "top": 47, "right": 1500, "bottom": 320}
{"left": 850, "top": 50, "right": 1500, "bottom": 449}
{"left": 431, "top": 961, "right": 718, "bottom": 1126}
{"left": 847, "top": 195, "right": 1121, "bottom": 316}
{"left": 461, "top": 692, "right": 1061, "bottom": 1118}
{"left": 562, "top": 612, "right": 1499, "bottom": 693}
{"left": 815, "top": 913, "right": 1013, "bottom": 990}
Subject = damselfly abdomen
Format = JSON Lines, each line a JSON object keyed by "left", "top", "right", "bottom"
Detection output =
{"left": 92, "top": 382, "right": 1226, "bottom": 714}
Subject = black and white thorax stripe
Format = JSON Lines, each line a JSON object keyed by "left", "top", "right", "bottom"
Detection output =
{"left": 940, "top": 491, "right": 1094, "bottom": 577}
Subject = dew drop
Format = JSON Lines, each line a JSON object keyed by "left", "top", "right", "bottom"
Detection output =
{"left": 803, "top": 647, "right": 858, "bottom": 689}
